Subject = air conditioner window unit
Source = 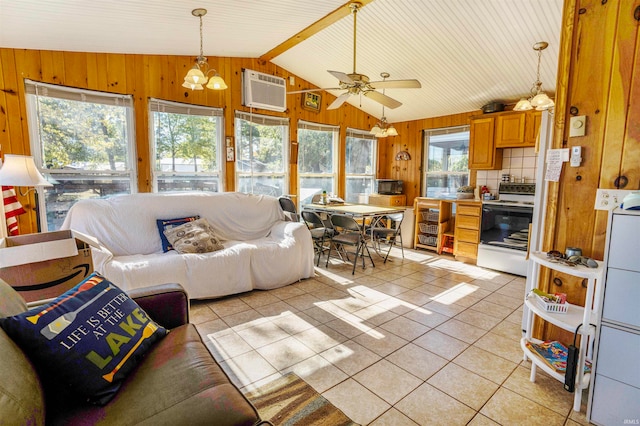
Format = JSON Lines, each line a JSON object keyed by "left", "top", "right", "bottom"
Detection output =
{"left": 242, "top": 69, "right": 287, "bottom": 112}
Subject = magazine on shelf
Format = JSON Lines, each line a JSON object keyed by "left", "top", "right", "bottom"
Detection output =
{"left": 525, "top": 340, "right": 591, "bottom": 373}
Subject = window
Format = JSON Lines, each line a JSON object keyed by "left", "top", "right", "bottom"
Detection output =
{"left": 25, "top": 80, "right": 136, "bottom": 231}
{"left": 423, "top": 126, "right": 470, "bottom": 199}
{"left": 234, "top": 111, "right": 289, "bottom": 197}
{"left": 345, "top": 128, "right": 377, "bottom": 203}
{"left": 297, "top": 121, "right": 338, "bottom": 205}
{"left": 150, "top": 99, "right": 224, "bottom": 193}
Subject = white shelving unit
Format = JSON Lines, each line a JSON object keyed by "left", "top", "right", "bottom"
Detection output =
{"left": 522, "top": 251, "right": 605, "bottom": 412}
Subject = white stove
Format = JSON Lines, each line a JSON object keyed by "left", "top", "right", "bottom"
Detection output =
{"left": 477, "top": 183, "right": 536, "bottom": 276}
{"left": 482, "top": 183, "right": 536, "bottom": 206}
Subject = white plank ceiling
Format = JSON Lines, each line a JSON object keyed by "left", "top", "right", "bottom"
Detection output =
{"left": 0, "top": 0, "right": 563, "bottom": 122}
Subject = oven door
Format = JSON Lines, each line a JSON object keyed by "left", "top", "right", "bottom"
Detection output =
{"left": 477, "top": 203, "right": 534, "bottom": 276}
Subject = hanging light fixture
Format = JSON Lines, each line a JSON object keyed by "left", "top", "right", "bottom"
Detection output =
{"left": 183, "top": 8, "right": 227, "bottom": 91}
{"left": 370, "top": 73, "right": 398, "bottom": 137}
{"left": 513, "top": 41, "right": 555, "bottom": 111}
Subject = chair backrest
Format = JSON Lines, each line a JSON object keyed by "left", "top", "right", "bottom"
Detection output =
{"left": 330, "top": 214, "right": 361, "bottom": 232}
{"left": 278, "top": 196, "right": 298, "bottom": 221}
{"left": 373, "top": 212, "right": 404, "bottom": 230}
{"left": 301, "top": 210, "right": 324, "bottom": 228}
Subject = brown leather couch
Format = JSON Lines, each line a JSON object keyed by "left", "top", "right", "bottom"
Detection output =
{"left": 0, "top": 279, "right": 268, "bottom": 426}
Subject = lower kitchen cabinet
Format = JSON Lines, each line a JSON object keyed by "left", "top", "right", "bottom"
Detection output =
{"left": 453, "top": 201, "right": 481, "bottom": 261}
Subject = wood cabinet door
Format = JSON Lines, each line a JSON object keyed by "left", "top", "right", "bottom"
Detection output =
{"left": 525, "top": 111, "right": 542, "bottom": 146}
{"left": 469, "top": 117, "right": 502, "bottom": 169}
{"left": 495, "top": 113, "right": 525, "bottom": 147}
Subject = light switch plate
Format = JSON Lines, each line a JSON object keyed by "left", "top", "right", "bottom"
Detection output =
{"left": 569, "top": 115, "right": 586, "bottom": 137}
{"left": 594, "top": 188, "right": 632, "bottom": 210}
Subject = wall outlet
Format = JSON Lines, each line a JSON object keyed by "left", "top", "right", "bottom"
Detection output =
{"left": 594, "top": 188, "right": 633, "bottom": 210}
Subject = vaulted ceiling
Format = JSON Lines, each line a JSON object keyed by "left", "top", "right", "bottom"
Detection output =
{"left": 0, "top": 0, "right": 563, "bottom": 123}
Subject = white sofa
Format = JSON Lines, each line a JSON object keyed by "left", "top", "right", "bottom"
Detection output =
{"left": 61, "top": 192, "right": 314, "bottom": 299}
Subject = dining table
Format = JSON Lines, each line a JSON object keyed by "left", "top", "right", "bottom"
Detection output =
{"left": 302, "top": 202, "right": 406, "bottom": 258}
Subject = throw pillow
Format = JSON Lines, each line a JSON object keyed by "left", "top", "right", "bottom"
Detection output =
{"left": 163, "top": 218, "right": 224, "bottom": 254}
{"left": 156, "top": 215, "right": 200, "bottom": 252}
{"left": 0, "top": 272, "right": 167, "bottom": 405}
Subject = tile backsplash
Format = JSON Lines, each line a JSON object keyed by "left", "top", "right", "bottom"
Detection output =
{"left": 475, "top": 147, "right": 538, "bottom": 196}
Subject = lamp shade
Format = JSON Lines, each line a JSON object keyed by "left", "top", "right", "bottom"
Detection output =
{"left": 386, "top": 125, "right": 398, "bottom": 136}
{"left": 513, "top": 98, "right": 533, "bottom": 111}
{"left": 0, "top": 155, "right": 52, "bottom": 187}
{"left": 206, "top": 75, "right": 227, "bottom": 90}
{"left": 185, "top": 67, "right": 207, "bottom": 85}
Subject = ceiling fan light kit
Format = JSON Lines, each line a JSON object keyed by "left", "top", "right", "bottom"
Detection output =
{"left": 183, "top": 8, "right": 227, "bottom": 92}
{"left": 288, "top": 1, "right": 421, "bottom": 112}
{"left": 370, "top": 72, "right": 399, "bottom": 137}
{"left": 513, "top": 41, "right": 554, "bottom": 111}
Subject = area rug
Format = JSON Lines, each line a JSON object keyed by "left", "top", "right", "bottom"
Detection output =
{"left": 244, "top": 372, "right": 359, "bottom": 426}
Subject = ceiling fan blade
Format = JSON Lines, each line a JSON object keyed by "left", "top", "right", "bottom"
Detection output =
{"left": 288, "top": 87, "right": 341, "bottom": 94}
{"left": 327, "top": 92, "right": 352, "bottom": 110}
{"left": 364, "top": 90, "right": 403, "bottom": 109}
{"left": 327, "top": 70, "right": 354, "bottom": 84}
{"left": 369, "top": 79, "right": 422, "bottom": 89}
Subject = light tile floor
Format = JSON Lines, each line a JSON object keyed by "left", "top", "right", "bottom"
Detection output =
{"left": 192, "top": 248, "right": 593, "bottom": 425}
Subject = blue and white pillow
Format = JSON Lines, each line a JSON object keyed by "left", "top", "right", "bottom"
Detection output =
{"left": 0, "top": 272, "right": 167, "bottom": 405}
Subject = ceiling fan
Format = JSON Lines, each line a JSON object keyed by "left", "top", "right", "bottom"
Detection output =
{"left": 290, "top": 1, "right": 421, "bottom": 110}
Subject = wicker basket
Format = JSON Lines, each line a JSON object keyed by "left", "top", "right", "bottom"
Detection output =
{"left": 534, "top": 294, "right": 568, "bottom": 314}
{"left": 418, "top": 223, "right": 438, "bottom": 234}
{"left": 421, "top": 211, "right": 440, "bottom": 222}
{"left": 418, "top": 234, "right": 437, "bottom": 246}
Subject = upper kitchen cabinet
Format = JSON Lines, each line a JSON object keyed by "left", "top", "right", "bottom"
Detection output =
{"left": 469, "top": 116, "right": 503, "bottom": 169}
{"left": 495, "top": 110, "right": 542, "bottom": 148}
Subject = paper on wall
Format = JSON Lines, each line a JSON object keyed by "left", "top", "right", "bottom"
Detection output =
{"left": 545, "top": 148, "right": 569, "bottom": 182}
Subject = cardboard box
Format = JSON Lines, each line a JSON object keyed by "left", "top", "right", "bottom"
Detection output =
{"left": 0, "top": 230, "right": 98, "bottom": 303}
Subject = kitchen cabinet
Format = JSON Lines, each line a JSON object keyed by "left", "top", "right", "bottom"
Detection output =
{"left": 495, "top": 110, "right": 541, "bottom": 148}
{"left": 469, "top": 116, "right": 502, "bottom": 170}
{"left": 588, "top": 209, "right": 640, "bottom": 425}
{"left": 495, "top": 112, "right": 525, "bottom": 147}
{"left": 453, "top": 201, "right": 481, "bottom": 261}
{"left": 522, "top": 251, "right": 604, "bottom": 412}
{"left": 368, "top": 194, "right": 407, "bottom": 207}
{"left": 413, "top": 198, "right": 452, "bottom": 252}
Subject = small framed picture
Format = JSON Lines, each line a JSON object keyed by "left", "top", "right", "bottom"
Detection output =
{"left": 302, "top": 93, "right": 321, "bottom": 112}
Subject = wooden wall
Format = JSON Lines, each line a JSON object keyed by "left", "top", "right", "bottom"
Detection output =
{"left": 537, "top": 0, "right": 640, "bottom": 342}
{"left": 0, "top": 47, "right": 483, "bottom": 234}
{"left": 377, "top": 111, "right": 480, "bottom": 203}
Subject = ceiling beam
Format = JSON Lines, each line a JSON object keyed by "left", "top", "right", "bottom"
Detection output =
{"left": 259, "top": 0, "right": 373, "bottom": 62}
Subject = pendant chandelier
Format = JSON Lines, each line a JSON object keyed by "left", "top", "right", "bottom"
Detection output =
{"left": 370, "top": 73, "right": 398, "bottom": 137}
{"left": 183, "top": 8, "right": 227, "bottom": 91}
{"left": 513, "top": 41, "right": 555, "bottom": 111}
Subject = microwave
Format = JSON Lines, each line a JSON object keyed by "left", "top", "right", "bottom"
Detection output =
{"left": 375, "top": 179, "right": 403, "bottom": 195}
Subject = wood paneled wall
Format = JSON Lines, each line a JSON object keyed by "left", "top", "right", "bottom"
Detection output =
{"left": 537, "top": 0, "right": 640, "bottom": 342}
{"left": 0, "top": 49, "right": 409, "bottom": 231}
{"left": 377, "top": 112, "right": 480, "bottom": 204}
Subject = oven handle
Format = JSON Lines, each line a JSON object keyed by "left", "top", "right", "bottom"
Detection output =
{"left": 482, "top": 205, "right": 534, "bottom": 214}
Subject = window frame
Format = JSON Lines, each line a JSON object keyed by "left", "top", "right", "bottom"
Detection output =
{"left": 345, "top": 128, "right": 377, "bottom": 203}
{"left": 149, "top": 98, "right": 225, "bottom": 193}
{"left": 25, "top": 79, "right": 137, "bottom": 232}
{"left": 234, "top": 111, "right": 289, "bottom": 197}
{"left": 297, "top": 120, "right": 339, "bottom": 205}
{"left": 422, "top": 125, "right": 470, "bottom": 199}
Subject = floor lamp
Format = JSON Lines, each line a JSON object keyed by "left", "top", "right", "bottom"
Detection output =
{"left": 0, "top": 154, "right": 52, "bottom": 239}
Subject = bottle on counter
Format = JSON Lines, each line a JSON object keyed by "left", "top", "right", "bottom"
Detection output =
{"left": 321, "top": 190, "right": 327, "bottom": 204}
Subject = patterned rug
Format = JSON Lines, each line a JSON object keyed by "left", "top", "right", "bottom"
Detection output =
{"left": 244, "top": 373, "right": 359, "bottom": 426}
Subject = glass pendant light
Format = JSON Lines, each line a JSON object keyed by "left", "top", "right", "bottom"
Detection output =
{"left": 513, "top": 41, "right": 554, "bottom": 112}
{"left": 183, "top": 9, "right": 227, "bottom": 92}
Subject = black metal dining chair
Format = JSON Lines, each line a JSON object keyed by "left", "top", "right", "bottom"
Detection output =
{"left": 369, "top": 212, "right": 404, "bottom": 263}
{"left": 326, "top": 214, "right": 374, "bottom": 274}
{"left": 278, "top": 196, "right": 298, "bottom": 222}
{"left": 301, "top": 210, "right": 333, "bottom": 266}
